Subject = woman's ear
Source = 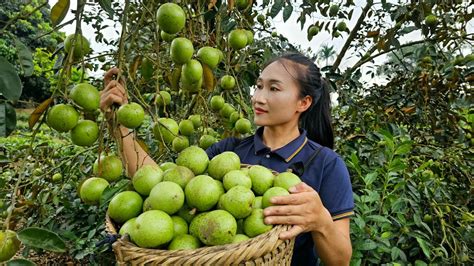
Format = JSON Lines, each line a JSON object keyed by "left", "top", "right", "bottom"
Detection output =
{"left": 297, "top": 95, "right": 312, "bottom": 113}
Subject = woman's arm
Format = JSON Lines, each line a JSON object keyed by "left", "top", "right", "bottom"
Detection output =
{"left": 100, "top": 68, "right": 158, "bottom": 177}
{"left": 312, "top": 217, "right": 351, "bottom": 265}
{"left": 110, "top": 125, "right": 158, "bottom": 177}
{"left": 263, "top": 182, "right": 352, "bottom": 265}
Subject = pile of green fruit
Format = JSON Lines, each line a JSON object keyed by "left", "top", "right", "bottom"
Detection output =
{"left": 83, "top": 145, "right": 301, "bottom": 250}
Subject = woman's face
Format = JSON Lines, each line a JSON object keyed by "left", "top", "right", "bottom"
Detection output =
{"left": 252, "top": 60, "right": 311, "bottom": 127}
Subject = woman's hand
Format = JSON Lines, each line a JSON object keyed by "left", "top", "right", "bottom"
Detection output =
{"left": 100, "top": 68, "right": 128, "bottom": 113}
{"left": 263, "top": 182, "right": 333, "bottom": 240}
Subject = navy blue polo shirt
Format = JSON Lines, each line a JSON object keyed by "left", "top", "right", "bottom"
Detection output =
{"left": 206, "top": 127, "right": 354, "bottom": 266}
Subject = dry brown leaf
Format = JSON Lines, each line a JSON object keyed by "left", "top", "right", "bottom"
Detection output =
{"left": 28, "top": 98, "right": 53, "bottom": 129}
{"left": 129, "top": 55, "right": 142, "bottom": 81}
{"left": 202, "top": 64, "right": 216, "bottom": 92}
{"left": 384, "top": 106, "right": 395, "bottom": 114}
{"left": 367, "top": 30, "right": 380, "bottom": 38}
{"left": 401, "top": 106, "right": 416, "bottom": 114}
{"left": 208, "top": 0, "right": 218, "bottom": 10}
{"left": 227, "top": 0, "right": 234, "bottom": 12}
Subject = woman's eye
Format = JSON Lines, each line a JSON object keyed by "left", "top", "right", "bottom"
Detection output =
{"left": 256, "top": 84, "right": 263, "bottom": 90}
{"left": 270, "top": 86, "right": 278, "bottom": 91}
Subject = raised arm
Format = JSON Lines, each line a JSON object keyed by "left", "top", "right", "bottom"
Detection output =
{"left": 100, "top": 68, "right": 158, "bottom": 177}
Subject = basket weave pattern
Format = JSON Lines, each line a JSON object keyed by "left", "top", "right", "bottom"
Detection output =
{"left": 106, "top": 214, "right": 295, "bottom": 265}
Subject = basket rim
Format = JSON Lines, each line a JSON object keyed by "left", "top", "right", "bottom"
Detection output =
{"left": 108, "top": 215, "right": 295, "bottom": 265}
{"left": 106, "top": 212, "right": 292, "bottom": 254}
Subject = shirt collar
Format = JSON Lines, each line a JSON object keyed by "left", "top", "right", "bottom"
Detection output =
{"left": 254, "top": 127, "right": 308, "bottom": 162}
{"left": 254, "top": 127, "right": 269, "bottom": 154}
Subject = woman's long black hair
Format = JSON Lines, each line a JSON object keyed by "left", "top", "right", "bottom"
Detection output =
{"left": 262, "top": 52, "right": 334, "bottom": 149}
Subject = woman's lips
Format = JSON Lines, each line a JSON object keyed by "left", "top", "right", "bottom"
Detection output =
{"left": 254, "top": 107, "right": 267, "bottom": 115}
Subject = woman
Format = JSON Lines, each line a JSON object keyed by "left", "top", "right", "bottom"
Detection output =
{"left": 100, "top": 52, "right": 354, "bottom": 265}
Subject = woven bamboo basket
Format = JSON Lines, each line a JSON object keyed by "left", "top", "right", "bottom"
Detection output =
{"left": 105, "top": 164, "right": 295, "bottom": 265}
{"left": 106, "top": 214, "right": 294, "bottom": 265}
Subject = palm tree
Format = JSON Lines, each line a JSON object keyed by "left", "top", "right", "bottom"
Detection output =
{"left": 317, "top": 44, "right": 336, "bottom": 67}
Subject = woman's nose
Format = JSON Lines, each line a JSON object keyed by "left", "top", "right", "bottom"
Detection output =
{"left": 252, "top": 89, "right": 266, "bottom": 104}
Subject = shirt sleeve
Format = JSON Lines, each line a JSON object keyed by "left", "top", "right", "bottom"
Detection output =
{"left": 319, "top": 156, "right": 354, "bottom": 220}
{"left": 205, "top": 137, "right": 240, "bottom": 159}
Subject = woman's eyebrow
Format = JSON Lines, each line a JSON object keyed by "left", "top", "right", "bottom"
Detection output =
{"left": 256, "top": 77, "right": 283, "bottom": 84}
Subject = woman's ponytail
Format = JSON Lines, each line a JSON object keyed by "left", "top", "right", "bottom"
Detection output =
{"left": 300, "top": 78, "right": 334, "bottom": 149}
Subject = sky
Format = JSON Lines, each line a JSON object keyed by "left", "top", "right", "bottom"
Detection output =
{"left": 47, "top": 0, "right": 472, "bottom": 85}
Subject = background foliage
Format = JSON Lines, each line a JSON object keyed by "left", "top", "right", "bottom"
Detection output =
{"left": 0, "top": 0, "right": 472, "bottom": 264}
{"left": 0, "top": 0, "right": 64, "bottom": 103}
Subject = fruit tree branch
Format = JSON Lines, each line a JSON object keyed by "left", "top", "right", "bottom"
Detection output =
{"left": 112, "top": 0, "right": 130, "bottom": 176}
{"left": 116, "top": 0, "right": 130, "bottom": 81}
{"left": 344, "top": 35, "right": 466, "bottom": 76}
{"left": 331, "top": 0, "right": 373, "bottom": 72}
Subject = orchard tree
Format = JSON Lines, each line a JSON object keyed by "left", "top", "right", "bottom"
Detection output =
{"left": 0, "top": 0, "right": 472, "bottom": 264}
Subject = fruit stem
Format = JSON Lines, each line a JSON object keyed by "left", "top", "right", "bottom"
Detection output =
{"left": 185, "top": 94, "right": 198, "bottom": 118}
{"left": 3, "top": 166, "right": 23, "bottom": 231}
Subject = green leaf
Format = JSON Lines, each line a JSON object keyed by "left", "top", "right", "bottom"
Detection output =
{"left": 270, "top": 0, "right": 284, "bottom": 18}
{"left": 399, "top": 26, "right": 417, "bottom": 35}
{"left": 353, "top": 216, "right": 365, "bottom": 229}
{"left": 14, "top": 40, "right": 33, "bottom": 77}
{"left": 414, "top": 260, "right": 428, "bottom": 266}
{"left": 388, "top": 158, "right": 406, "bottom": 172}
{"left": 362, "top": 190, "right": 380, "bottom": 203}
{"left": 53, "top": 53, "right": 64, "bottom": 72}
{"left": 87, "top": 228, "right": 96, "bottom": 240}
{"left": 98, "top": 0, "right": 114, "bottom": 17}
{"left": 379, "top": 128, "right": 393, "bottom": 141}
{"left": 50, "top": 0, "right": 70, "bottom": 26}
{"left": 359, "top": 239, "right": 377, "bottom": 250}
{"left": 7, "top": 259, "right": 36, "bottom": 266}
{"left": 383, "top": 138, "right": 395, "bottom": 152}
{"left": 366, "top": 215, "right": 391, "bottom": 224}
{"left": 18, "top": 227, "right": 67, "bottom": 252}
{"left": 0, "top": 57, "right": 22, "bottom": 101}
{"left": 363, "top": 172, "right": 378, "bottom": 186}
{"left": 283, "top": 4, "right": 293, "bottom": 22}
{"left": 99, "top": 179, "right": 131, "bottom": 207}
{"left": 348, "top": 152, "right": 361, "bottom": 176}
{"left": 416, "top": 159, "right": 433, "bottom": 171}
{"left": 381, "top": 231, "right": 392, "bottom": 239}
{"left": 350, "top": 258, "right": 361, "bottom": 266}
{"left": 0, "top": 154, "right": 10, "bottom": 163}
{"left": 416, "top": 237, "right": 431, "bottom": 259}
{"left": 0, "top": 101, "right": 17, "bottom": 137}
{"left": 395, "top": 142, "right": 412, "bottom": 155}
{"left": 298, "top": 13, "right": 306, "bottom": 30}
{"left": 222, "top": 20, "right": 237, "bottom": 33}
{"left": 391, "top": 246, "right": 406, "bottom": 261}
